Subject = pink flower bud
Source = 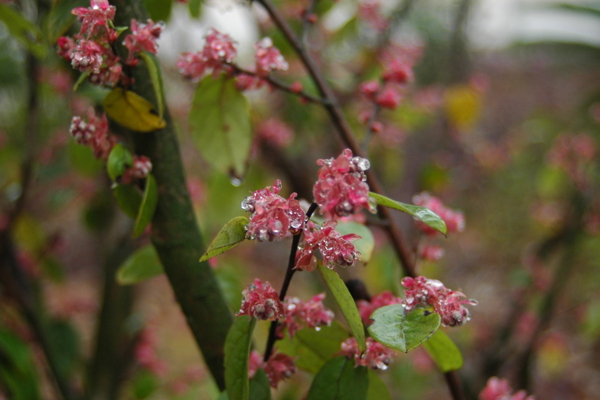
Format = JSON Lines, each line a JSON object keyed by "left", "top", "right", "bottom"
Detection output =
{"left": 290, "top": 81, "right": 303, "bottom": 93}
{"left": 340, "top": 337, "right": 394, "bottom": 370}
{"left": 479, "top": 377, "right": 535, "bottom": 400}
{"left": 279, "top": 293, "right": 335, "bottom": 338}
{"left": 255, "top": 37, "right": 288, "bottom": 77}
{"left": 263, "top": 352, "right": 296, "bottom": 388}
{"left": 359, "top": 80, "right": 380, "bottom": 100}
{"left": 375, "top": 87, "right": 402, "bottom": 109}
{"left": 123, "top": 19, "right": 163, "bottom": 66}
{"left": 237, "top": 279, "right": 284, "bottom": 321}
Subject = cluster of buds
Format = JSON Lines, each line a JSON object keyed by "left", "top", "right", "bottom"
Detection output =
{"left": 402, "top": 276, "right": 477, "bottom": 327}
{"left": 58, "top": 0, "right": 162, "bottom": 87}
{"left": 248, "top": 350, "right": 297, "bottom": 388}
{"left": 279, "top": 293, "right": 335, "bottom": 338}
{"left": 177, "top": 29, "right": 238, "bottom": 81}
{"left": 241, "top": 180, "right": 305, "bottom": 242}
{"left": 120, "top": 155, "right": 153, "bottom": 184}
{"left": 237, "top": 279, "right": 284, "bottom": 321}
{"left": 479, "top": 377, "right": 535, "bottom": 400}
{"left": 357, "top": 291, "right": 403, "bottom": 325}
{"left": 313, "top": 149, "right": 374, "bottom": 219}
{"left": 236, "top": 37, "right": 289, "bottom": 91}
{"left": 419, "top": 244, "right": 445, "bottom": 262}
{"left": 134, "top": 326, "right": 168, "bottom": 377}
{"left": 412, "top": 192, "right": 465, "bottom": 236}
{"left": 295, "top": 221, "right": 361, "bottom": 271}
{"left": 340, "top": 337, "right": 395, "bottom": 370}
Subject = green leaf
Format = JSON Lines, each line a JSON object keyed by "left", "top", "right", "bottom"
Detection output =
{"left": 368, "top": 304, "right": 440, "bottom": 353}
{"left": 0, "top": 3, "right": 46, "bottom": 58}
{"left": 68, "top": 139, "right": 103, "bottom": 176}
{"left": 46, "top": 320, "right": 79, "bottom": 377}
{"left": 107, "top": 144, "right": 134, "bottom": 181}
{"left": 317, "top": 264, "right": 366, "bottom": 352}
{"left": 367, "top": 370, "right": 391, "bottom": 400}
{"left": 144, "top": 0, "right": 173, "bottom": 22}
{"left": 188, "top": 0, "right": 202, "bottom": 18}
{"left": 225, "top": 316, "right": 256, "bottom": 400}
{"left": 335, "top": 222, "right": 375, "bottom": 263}
{"left": 116, "top": 245, "right": 163, "bottom": 285}
{"left": 133, "top": 174, "right": 158, "bottom": 238}
{"left": 422, "top": 330, "right": 463, "bottom": 372}
{"left": 369, "top": 192, "right": 447, "bottom": 235}
{"left": 132, "top": 369, "right": 159, "bottom": 399}
{"left": 277, "top": 322, "right": 350, "bottom": 374}
{"left": 139, "top": 52, "right": 164, "bottom": 119}
{"left": 113, "top": 184, "right": 143, "bottom": 219}
{"left": 0, "top": 328, "right": 41, "bottom": 400}
{"left": 190, "top": 74, "right": 252, "bottom": 178}
{"left": 305, "top": 356, "right": 369, "bottom": 400}
{"left": 199, "top": 216, "right": 249, "bottom": 262}
{"left": 45, "top": 0, "right": 87, "bottom": 42}
{"left": 249, "top": 369, "right": 271, "bottom": 400}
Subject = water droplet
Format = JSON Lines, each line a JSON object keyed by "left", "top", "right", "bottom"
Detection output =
{"left": 241, "top": 197, "right": 253, "bottom": 211}
{"left": 315, "top": 326, "right": 321, "bottom": 331}
{"left": 379, "top": 364, "right": 388, "bottom": 371}
{"left": 230, "top": 177, "right": 243, "bottom": 187}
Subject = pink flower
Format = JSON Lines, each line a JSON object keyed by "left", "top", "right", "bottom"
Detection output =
{"left": 279, "top": 293, "right": 335, "bottom": 338}
{"left": 295, "top": 221, "right": 361, "bottom": 271}
{"left": 412, "top": 192, "right": 465, "bottom": 235}
{"left": 402, "top": 276, "right": 477, "bottom": 327}
{"left": 177, "top": 28, "right": 237, "bottom": 81}
{"left": 290, "top": 81, "right": 303, "bottom": 93}
{"left": 121, "top": 155, "right": 153, "bottom": 184}
{"left": 375, "top": 86, "right": 402, "bottom": 109}
{"left": 263, "top": 352, "right": 296, "bottom": 388}
{"left": 234, "top": 73, "right": 264, "bottom": 91}
{"left": 382, "top": 57, "right": 414, "bottom": 84}
{"left": 123, "top": 19, "right": 163, "bottom": 66}
{"left": 359, "top": 80, "right": 380, "bottom": 100}
{"left": 257, "top": 118, "right": 294, "bottom": 147}
{"left": 72, "top": 0, "right": 117, "bottom": 42}
{"left": 419, "top": 244, "right": 445, "bottom": 261}
{"left": 479, "top": 377, "right": 535, "bottom": 400}
{"left": 69, "top": 109, "right": 115, "bottom": 160}
{"left": 70, "top": 39, "right": 106, "bottom": 74}
{"left": 340, "top": 337, "right": 394, "bottom": 370}
{"left": 254, "top": 37, "right": 288, "bottom": 77}
{"left": 237, "top": 279, "right": 284, "bottom": 321}
{"left": 241, "top": 180, "right": 305, "bottom": 242}
{"left": 248, "top": 350, "right": 263, "bottom": 379}
{"left": 357, "top": 291, "right": 403, "bottom": 325}
{"left": 313, "top": 149, "right": 374, "bottom": 219}
{"left": 57, "top": 36, "right": 76, "bottom": 60}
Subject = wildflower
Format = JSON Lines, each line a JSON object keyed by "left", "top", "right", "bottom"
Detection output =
{"left": 295, "top": 221, "right": 361, "bottom": 271}
{"left": 402, "top": 276, "right": 477, "bottom": 327}
{"left": 177, "top": 28, "right": 237, "bottom": 81}
{"left": 254, "top": 37, "right": 288, "bottom": 77}
{"left": 237, "top": 279, "right": 284, "bottom": 321}
{"left": 341, "top": 337, "right": 394, "bottom": 370}
{"left": 375, "top": 86, "right": 402, "bottom": 109}
{"left": 123, "top": 19, "right": 163, "bottom": 66}
{"left": 263, "top": 352, "right": 296, "bottom": 388}
{"left": 412, "top": 192, "right": 465, "bottom": 235}
{"left": 72, "top": 0, "right": 117, "bottom": 42}
{"left": 313, "top": 149, "right": 374, "bottom": 219}
{"left": 121, "top": 156, "right": 153, "bottom": 184}
{"left": 241, "top": 180, "right": 305, "bottom": 242}
{"left": 357, "top": 291, "right": 403, "bottom": 325}
{"left": 279, "top": 293, "right": 335, "bottom": 338}
{"left": 69, "top": 109, "right": 115, "bottom": 160}
{"left": 479, "top": 377, "right": 535, "bottom": 400}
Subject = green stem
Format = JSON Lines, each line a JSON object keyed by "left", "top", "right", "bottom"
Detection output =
{"left": 111, "top": 1, "right": 234, "bottom": 390}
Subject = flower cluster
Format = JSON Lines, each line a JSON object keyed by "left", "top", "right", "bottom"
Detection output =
{"left": 120, "top": 155, "right": 153, "bottom": 184}
{"left": 177, "top": 28, "right": 237, "bottom": 81}
{"left": 254, "top": 37, "right": 289, "bottom": 77}
{"left": 69, "top": 109, "right": 115, "bottom": 160}
{"left": 419, "top": 244, "right": 445, "bottom": 262}
{"left": 295, "top": 221, "right": 361, "bottom": 271}
{"left": 237, "top": 279, "right": 284, "bottom": 321}
{"left": 479, "top": 377, "right": 535, "bottom": 400}
{"left": 548, "top": 133, "right": 597, "bottom": 189}
{"left": 256, "top": 118, "right": 294, "bottom": 148}
{"left": 58, "top": 0, "right": 162, "bottom": 87}
{"left": 279, "top": 293, "right": 335, "bottom": 338}
{"left": 357, "top": 291, "right": 403, "bottom": 325}
{"left": 402, "top": 276, "right": 477, "bottom": 327}
{"left": 313, "top": 149, "right": 374, "bottom": 219}
{"left": 241, "top": 180, "right": 305, "bottom": 242}
{"left": 412, "top": 192, "right": 465, "bottom": 235}
{"left": 340, "top": 337, "right": 395, "bottom": 370}
{"left": 247, "top": 350, "right": 297, "bottom": 388}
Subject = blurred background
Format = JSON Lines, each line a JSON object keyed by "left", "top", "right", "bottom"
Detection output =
{"left": 0, "top": 0, "right": 599, "bottom": 399}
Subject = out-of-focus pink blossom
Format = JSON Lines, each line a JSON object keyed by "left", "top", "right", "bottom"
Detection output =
{"left": 290, "top": 81, "right": 303, "bottom": 93}
{"left": 69, "top": 109, "right": 116, "bottom": 160}
{"left": 375, "top": 86, "right": 402, "bottom": 109}
{"left": 548, "top": 133, "right": 597, "bottom": 189}
{"left": 241, "top": 180, "right": 305, "bottom": 242}
{"left": 257, "top": 118, "right": 294, "bottom": 147}
{"left": 235, "top": 73, "right": 264, "bottom": 91}
{"left": 134, "top": 327, "right": 169, "bottom": 377}
{"left": 412, "top": 192, "right": 465, "bottom": 235}
{"left": 295, "top": 221, "right": 361, "bottom": 271}
{"left": 72, "top": 0, "right": 117, "bottom": 42}
{"left": 248, "top": 350, "right": 263, "bottom": 379}
{"left": 237, "top": 279, "right": 284, "bottom": 321}
{"left": 357, "top": 0, "right": 388, "bottom": 31}
{"left": 279, "top": 293, "right": 335, "bottom": 338}
{"left": 382, "top": 57, "right": 414, "bottom": 84}
{"left": 357, "top": 291, "right": 403, "bottom": 325}
{"left": 123, "top": 19, "right": 163, "bottom": 66}
{"left": 263, "top": 352, "right": 296, "bottom": 388}
{"left": 340, "top": 337, "right": 394, "bottom": 370}
{"left": 255, "top": 37, "right": 288, "bottom": 77}
{"left": 177, "top": 28, "right": 237, "bottom": 81}
{"left": 479, "top": 377, "right": 535, "bottom": 400}
{"left": 121, "top": 155, "right": 152, "bottom": 184}
{"left": 360, "top": 80, "right": 380, "bottom": 100}
{"left": 420, "top": 244, "right": 445, "bottom": 261}
{"left": 313, "top": 149, "right": 374, "bottom": 219}
{"left": 402, "top": 276, "right": 477, "bottom": 327}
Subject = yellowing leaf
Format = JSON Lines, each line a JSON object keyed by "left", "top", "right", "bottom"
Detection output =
{"left": 444, "top": 85, "right": 481, "bottom": 131}
{"left": 103, "top": 88, "right": 166, "bottom": 132}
